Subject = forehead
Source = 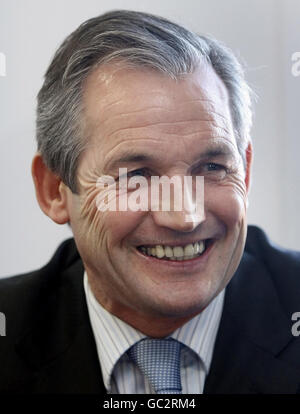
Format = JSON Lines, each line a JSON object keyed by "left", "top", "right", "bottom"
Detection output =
{"left": 84, "top": 62, "right": 231, "bottom": 125}
{"left": 81, "top": 62, "right": 235, "bottom": 166}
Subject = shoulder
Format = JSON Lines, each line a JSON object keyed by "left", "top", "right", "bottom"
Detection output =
{"left": 246, "top": 225, "right": 300, "bottom": 265}
{"left": 244, "top": 225, "right": 300, "bottom": 314}
{"left": 0, "top": 238, "right": 81, "bottom": 335}
{"left": 0, "top": 238, "right": 86, "bottom": 393}
{"left": 0, "top": 237, "right": 79, "bottom": 290}
{"left": 245, "top": 225, "right": 300, "bottom": 276}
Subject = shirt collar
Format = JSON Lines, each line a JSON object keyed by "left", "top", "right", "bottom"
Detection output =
{"left": 83, "top": 271, "right": 224, "bottom": 391}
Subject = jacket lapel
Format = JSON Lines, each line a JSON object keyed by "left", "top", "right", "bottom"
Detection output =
{"left": 204, "top": 251, "right": 300, "bottom": 394}
{"left": 15, "top": 256, "right": 106, "bottom": 393}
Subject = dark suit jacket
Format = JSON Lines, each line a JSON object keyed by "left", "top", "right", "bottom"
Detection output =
{"left": 0, "top": 225, "right": 300, "bottom": 394}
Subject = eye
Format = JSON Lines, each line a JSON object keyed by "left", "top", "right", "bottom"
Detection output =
{"left": 118, "top": 168, "right": 151, "bottom": 180}
{"left": 128, "top": 168, "right": 150, "bottom": 177}
{"left": 205, "top": 163, "right": 226, "bottom": 172}
{"left": 199, "top": 162, "right": 228, "bottom": 180}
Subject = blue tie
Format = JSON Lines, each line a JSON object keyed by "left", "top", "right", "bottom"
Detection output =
{"left": 127, "top": 338, "right": 183, "bottom": 394}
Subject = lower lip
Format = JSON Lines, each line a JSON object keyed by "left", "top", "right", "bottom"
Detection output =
{"left": 135, "top": 240, "right": 215, "bottom": 271}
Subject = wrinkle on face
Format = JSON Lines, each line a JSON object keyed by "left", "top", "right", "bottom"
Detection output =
{"left": 97, "top": 102, "right": 232, "bottom": 133}
{"left": 89, "top": 103, "right": 233, "bottom": 152}
{"left": 66, "top": 62, "right": 251, "bottom": 330}
{"left": 83, "top": 62, "right": 233, "bottom": 138}
{"left": 80, "top": 67, "right": 238, "bottom": 188}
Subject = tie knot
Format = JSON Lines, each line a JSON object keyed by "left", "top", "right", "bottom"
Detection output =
{"left": 127, "top": 338, "right": 182, "bottom": 394}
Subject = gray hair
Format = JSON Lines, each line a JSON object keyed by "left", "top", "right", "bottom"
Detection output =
{"left": 36, "top": 9, "right": 252, "bottom": 194}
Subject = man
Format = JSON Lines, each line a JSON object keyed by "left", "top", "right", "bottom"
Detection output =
{"left": 0, "top": 10, "right": 299, "bottom": 394}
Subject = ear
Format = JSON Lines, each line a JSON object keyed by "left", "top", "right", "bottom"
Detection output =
{"left": 244, "top": 141, "right": 253, "bottom": 194}
{"left": 31, "top": 153, "right": 70, "bottom": 224}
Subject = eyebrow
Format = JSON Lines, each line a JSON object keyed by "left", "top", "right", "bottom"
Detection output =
{"left": 198, "top": 147, "right": 234, "bottom": 160}
{"left": 114, "top": 154, "right": 153, "bottom": 164}
{"left": 105, "top": 153, "right": 156, "bottom": 172}
{"left": 106, "top": 143, "right": 237, "bottom": 171}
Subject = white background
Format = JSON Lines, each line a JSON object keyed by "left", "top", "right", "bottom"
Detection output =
{"left": 0, "top": 0, "right": 299, "bottom": 277}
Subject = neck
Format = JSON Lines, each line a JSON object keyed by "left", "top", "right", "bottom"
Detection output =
{"left": 86, "top": 269, "right": 201, "bottom": 337}
{"left": 109, "top": 308, "right": 197, "bottom": 338}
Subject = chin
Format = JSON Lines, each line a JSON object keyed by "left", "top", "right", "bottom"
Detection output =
{"left": 144, "top": 290, "right": 215, "bottom": 319}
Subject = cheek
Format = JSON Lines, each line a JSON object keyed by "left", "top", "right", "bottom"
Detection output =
{"left": 94, "top": 210, "right": 147, "bottom": 250}
{"left": 205, "top": 183, "right": 247, "bottom": 227}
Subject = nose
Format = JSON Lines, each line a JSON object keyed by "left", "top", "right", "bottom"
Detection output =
{"left": 150, "top": 175, "right": 205, "bottom": 232}
{"left": 151, "top": 209, "right": 205, "bottom": 232}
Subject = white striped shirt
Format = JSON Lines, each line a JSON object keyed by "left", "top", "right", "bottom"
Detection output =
{"left": 83, "top": 271, "right": 224, "bottom": 394}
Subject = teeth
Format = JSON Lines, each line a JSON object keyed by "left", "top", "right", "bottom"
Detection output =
{"left": 139, "top": 240, "right": 207, "bottom": 260}
{"left": 199, "top": 241, "right": 205, "bottom": 254}
{"left": 165, "top": 246, "right": 173, "bottom": 258}
{"left": 156, "top": 245, "right": 165, "bottom": 259}
{"left": 173, "top": 246, "right": 184, "bottom": 257}
{"left": 184, "top": 244, "right": 194, "bottom": 256}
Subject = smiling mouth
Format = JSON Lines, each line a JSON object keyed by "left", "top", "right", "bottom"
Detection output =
{"left": 137, "top": 239, "right": 213, "bottom": 261}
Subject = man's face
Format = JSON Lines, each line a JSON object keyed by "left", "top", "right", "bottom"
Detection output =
{"left": 67, "top": 63, "right": 250, "bottom": 331}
